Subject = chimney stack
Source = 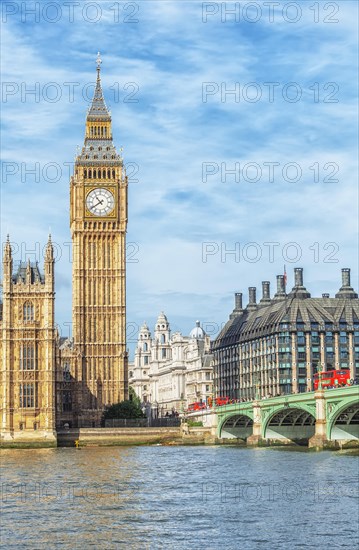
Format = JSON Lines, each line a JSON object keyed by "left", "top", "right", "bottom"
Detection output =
{"left": 288, "top": 267, "right": 311, "bottom": 299}
{"left": 248, "top": 287, "right": 256, "bottom": 304}
{"left": 262, "top": 281, "right": 270, "bottom": 299}
{"left": 294, "top": 267, "right": 304, "bottom": 287}
{"left": 235, "top": 292, "right": 243, "bottom": 310}
{"left": 260, "top": 281, "right": 271, "bottom": 305}
{"left": 341, "top": 268, "right": 351, "bottom": 287}
{"left": 335, "top": 268, "right": 358, "bottom": 299}
{"left": 274, "top": 275, "right": 286, "bottom": 299}
{"left": 247, "top": 287, "right": 257, "bottom": 310}
{"left": 229, "top": 292, "right": 244, "bottom": 319}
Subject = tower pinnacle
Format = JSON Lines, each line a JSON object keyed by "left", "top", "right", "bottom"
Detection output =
{"left": 96, "top": 51, "right": 102, "bottom": 70}
{"left": 87, "top": 52, "right": 110, "bottom": 121}
{"left": 3, "top": 234, "right": 12, "bottom": 261}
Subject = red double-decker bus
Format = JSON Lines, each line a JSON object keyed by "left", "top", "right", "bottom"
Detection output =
{"left": 215, "top": 396, "right": 230, "bottom": 406}
{"left": 313, "top": 369, "right": 351, "bottom": 390}
{"left": 187, "top": 401, "right": 207, "bottom": 412}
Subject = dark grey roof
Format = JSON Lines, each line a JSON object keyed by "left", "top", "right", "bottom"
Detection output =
{"left": 213, "top": 295, "right": 359, "bottom": 350}
{"left": 76, "top": 139, "right": 122, "bottom": 165}
{"left": 87, "top": 69, "right": 111, "bottom": 121}
{"left": 12, "top": 262, "right": 45, "bottom": 284}
{"left": 202, "top": 354, "right": 214, "bottom": 368}
{"left": 59, "top": 337, "right": 74, "bottom": 351}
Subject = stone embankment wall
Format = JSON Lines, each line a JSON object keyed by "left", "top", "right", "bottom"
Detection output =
{"left": 57, "top": 425, "right": 215, "bottom": 447}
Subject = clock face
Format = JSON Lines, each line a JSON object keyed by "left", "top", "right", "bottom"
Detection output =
{"left": 86, "top": 188, "right": 115, "bottom": 216}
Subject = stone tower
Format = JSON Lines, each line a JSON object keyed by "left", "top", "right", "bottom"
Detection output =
{"left": 0, "top": 235, "right": 57, "bottom": 444}
{"left": 70, "top": 54, "right": 128, "bottom": 426}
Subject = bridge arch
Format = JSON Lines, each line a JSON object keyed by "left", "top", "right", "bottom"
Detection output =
{"left": 263, "top": 406, "right": 316, "bottom": 445}
{"left": 328, "top": 399, "right": 359, "bottom": 441}
{"left": 219, "top": 413, "right": 253, "bottom": 440}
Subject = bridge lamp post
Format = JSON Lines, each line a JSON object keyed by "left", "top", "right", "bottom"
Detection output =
{"left": 255, "top": 376, "right": 260, "bottom": 401}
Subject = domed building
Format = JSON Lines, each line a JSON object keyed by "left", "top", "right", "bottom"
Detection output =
{"left": 129, "top": 315, "right": 213, "bottom": 415}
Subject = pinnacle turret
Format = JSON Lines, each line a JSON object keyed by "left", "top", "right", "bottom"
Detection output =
{"left": 45, "top": 234, "right": 54, "bottom": 262}
{"left": 3, "top": 234, "right": 12, "bottom": 262}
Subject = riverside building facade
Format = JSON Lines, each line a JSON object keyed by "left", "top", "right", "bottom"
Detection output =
{"left": 212, "top": 268, "right": 359, "bottom": 401}
{"left": 129, "top": 314, "right": 213, "bottom": 415}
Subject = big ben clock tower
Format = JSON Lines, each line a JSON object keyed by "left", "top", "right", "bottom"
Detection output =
{"left": 70, "top": 54, "right": 128, "bottom": 426}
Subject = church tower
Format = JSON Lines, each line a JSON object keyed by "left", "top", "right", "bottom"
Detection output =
{"left": 70, "top": 54, "right": 128, "bottom": 426}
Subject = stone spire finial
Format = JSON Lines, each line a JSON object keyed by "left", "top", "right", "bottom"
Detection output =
{"left": 96, "top": 51, "right": 102, "bottom": 71}
{"left": 3, "top": 234, "right": 12, "bottom": 261}
{"left": 45, "top": 233, "right": 54, "bottom": 261}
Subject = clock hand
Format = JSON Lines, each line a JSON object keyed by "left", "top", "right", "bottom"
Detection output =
{"left": 93, "top": 198, "right": 104, "bottom": 208}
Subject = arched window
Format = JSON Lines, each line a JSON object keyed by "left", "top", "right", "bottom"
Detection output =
{"left": 23, "top": 301, "right": 34, "bottom": 322}
{"left": 20, "top": 344, "right": 35, "bottom": 370}
{"left": 143, "top": 342, "right": 148, "bottom": 351}
{"left": 84, "top": 169, "right": 87, "bottom": 178}
{"left": 103, "top": 169, "right": 106, "bottom": 178}
{"left": 112, "top": 169, "right": 115, "bottom": 179}
{"left": 161, "top": 334, "right": 166, "bottom": 344}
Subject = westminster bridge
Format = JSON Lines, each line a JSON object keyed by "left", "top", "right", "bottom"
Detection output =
{"left": 188, "top": 386, "right": 359, "bottom": 448}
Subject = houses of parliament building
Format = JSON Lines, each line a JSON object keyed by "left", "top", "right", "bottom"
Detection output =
{"left": 0, "top": 56, "right": 129, "bottom": 444}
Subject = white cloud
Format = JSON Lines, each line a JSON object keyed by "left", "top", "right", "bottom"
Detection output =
{"left": 1, "top": 2, "right": 358, "bottom": 356}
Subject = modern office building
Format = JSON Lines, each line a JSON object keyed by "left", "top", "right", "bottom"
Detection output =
{"left": 212, "top": 268, "right": 359, "bottom": 401}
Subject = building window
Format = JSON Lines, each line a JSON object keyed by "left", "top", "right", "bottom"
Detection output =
{"left": 33, "top": 422, "right": 38, "bottom": 431}
{"left": 161, "top": 334, "right": 166, "bottom": 344}
{"left": 62, "top": 391, "right": 72, "bottom": 412}
{"left": 19, "top": 383, "right": 37, "bottom": 408}
{"left": 63, "top": 363, "right": 71, "bottom": 381}
{"left": 161, "top": 348, "right": 166, "bottom": 359}
{"left": 20, "top": 344, "right": 35, "bottom": 370}
{"left": 143, "top": 385, "right": 147, "bottom": 391}
{"left": 19, "top": 423, "right": 24, "bottom": 431}
{"left": 144, "top": 356, "right": 149, "bottom": 365}
{"left": 143, "top": 342, "right": 148, "bottom": 351}
{"left": 129, "top": 371, "right": 133, "bottom": 378}
{"left": 23, "top": 301, "right": 34, "bottom": 322}
{"left": 205, "top": 372, "right": 211, "bottom": 380}
{"left": 206, "top": 385, "right": 210, "bottom": 392}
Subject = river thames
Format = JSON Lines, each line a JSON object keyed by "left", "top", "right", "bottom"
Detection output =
{"left": 1, "top": 446, "right": 358, "bottom": 549}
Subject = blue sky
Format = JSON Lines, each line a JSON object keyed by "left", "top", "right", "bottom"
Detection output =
{"left": 1, "top": 0, "right": 358, "bottom": 356}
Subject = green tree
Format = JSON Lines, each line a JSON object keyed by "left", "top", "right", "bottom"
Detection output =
{"left": 103, "top": 387, "right": 145, "bottom": 420}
